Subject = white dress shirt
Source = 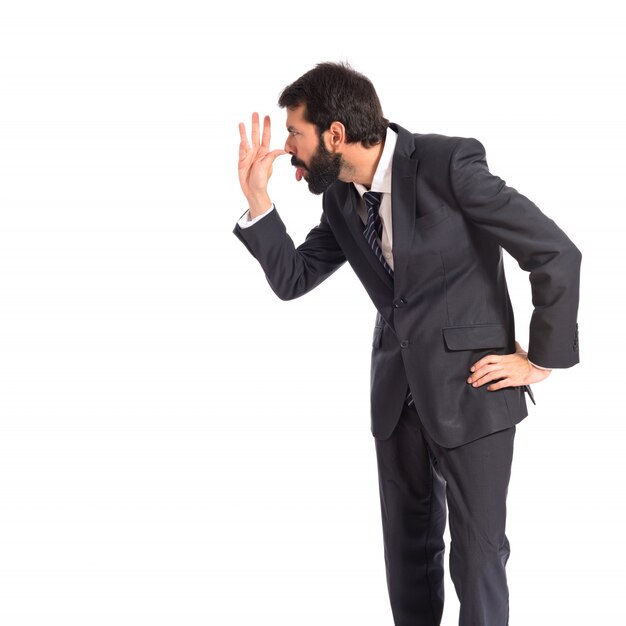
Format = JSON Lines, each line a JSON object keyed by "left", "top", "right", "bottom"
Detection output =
{"left": 352, "top": 127, "right": 397, "bottom": 270}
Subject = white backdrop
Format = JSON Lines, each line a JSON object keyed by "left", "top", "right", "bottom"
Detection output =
{"left": 1, "top": 1, "right": 624, "bottom": 624}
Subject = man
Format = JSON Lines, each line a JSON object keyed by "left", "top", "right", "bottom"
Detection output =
{"left": 233, "top": 62, "right": 581, "bottom": 626}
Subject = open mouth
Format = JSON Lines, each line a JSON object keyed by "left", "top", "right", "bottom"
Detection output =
{"left": 291, "top": 156, "right": 308, "bottom": 182}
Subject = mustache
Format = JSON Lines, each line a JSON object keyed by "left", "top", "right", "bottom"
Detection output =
{"left": 291, "top": 156, "right": 307, "bottom": 169}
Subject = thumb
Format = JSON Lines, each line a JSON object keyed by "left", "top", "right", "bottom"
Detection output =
{"left": 262, "top": 149, "right": 287, "bottom": 164}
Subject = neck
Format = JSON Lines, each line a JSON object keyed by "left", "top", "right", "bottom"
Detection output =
{"left": 339, "top": 140, "right": 385, "bottom": 188}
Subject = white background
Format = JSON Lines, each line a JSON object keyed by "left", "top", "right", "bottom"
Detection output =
{"left": 0, "top": 1, "right": 624, "bottom": 624}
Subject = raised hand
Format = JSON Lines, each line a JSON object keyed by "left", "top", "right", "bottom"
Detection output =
{"left": 238, "top": 112, "right": 286, "bottom": 218}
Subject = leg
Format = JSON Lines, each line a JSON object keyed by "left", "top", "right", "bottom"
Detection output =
{"left": 424, "top": 427, "right": 515, "bottom": 626}
{"left": 375, "top": 403, "right": 447, "bottom": 626}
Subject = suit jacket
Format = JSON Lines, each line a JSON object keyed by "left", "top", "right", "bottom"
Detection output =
{"left": 234, "top": 124, "right": 581, "bottom": 447}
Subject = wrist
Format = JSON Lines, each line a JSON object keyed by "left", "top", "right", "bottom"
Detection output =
{"left": 247, "top": 192, "right": 272, "bottom": 219}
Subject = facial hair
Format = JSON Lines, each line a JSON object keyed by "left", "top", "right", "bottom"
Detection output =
{"left": 292, "top": 139, "right": 343, "bottom": 195}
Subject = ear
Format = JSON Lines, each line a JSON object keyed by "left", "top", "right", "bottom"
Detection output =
{"left": 325, "top": 121, "right": 346, "bottom": 151}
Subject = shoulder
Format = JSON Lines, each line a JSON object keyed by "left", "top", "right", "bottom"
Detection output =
{"left": 391, "top": 123, "right": 485, "bottom": 162}
{"left": 414, "top": 134, "right": 485, "bottom": 163}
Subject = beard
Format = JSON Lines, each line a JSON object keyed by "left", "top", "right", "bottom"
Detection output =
{"left": 292, "top": 140, "right": 343, "bottom": 195}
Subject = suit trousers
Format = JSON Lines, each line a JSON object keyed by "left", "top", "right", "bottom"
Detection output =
{"left": 375, "top": 400, "right": 515, "bottom": 626}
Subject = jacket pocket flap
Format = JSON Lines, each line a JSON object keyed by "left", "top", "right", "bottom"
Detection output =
{"left": 442, "top": 324, "right": 508, "bottom": 350}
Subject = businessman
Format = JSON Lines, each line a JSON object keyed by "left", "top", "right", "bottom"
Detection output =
{"left": 233, "top": 62, "right": 581, "bottom": 626}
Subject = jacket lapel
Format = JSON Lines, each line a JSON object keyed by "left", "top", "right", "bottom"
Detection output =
{"left": 339, "top": 184, "right": 395, "bottom": 289}
{"left": 390, "top": 125, "right": 419, "bottom": 294}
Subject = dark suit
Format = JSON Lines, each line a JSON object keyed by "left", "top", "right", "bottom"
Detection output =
{"left": 234, "top": 124, "right": 581, "bottom": 625}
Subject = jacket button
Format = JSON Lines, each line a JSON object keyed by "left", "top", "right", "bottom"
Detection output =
{"left": 393, "top": 298, "right": 408, "bottom": 309}
{"left": 400, "top": 340, "right": 409, "bottom": 349}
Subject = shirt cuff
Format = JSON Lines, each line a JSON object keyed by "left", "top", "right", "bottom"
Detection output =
{"left": 528, "top": 360, "right": 553, "bottom": 371}
{"left": 237, "top": 204, "right": 275, "bottom": 229}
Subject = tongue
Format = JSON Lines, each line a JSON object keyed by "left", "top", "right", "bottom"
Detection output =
{"left": 295, "top": 167, "right": 304, "bottom": 182}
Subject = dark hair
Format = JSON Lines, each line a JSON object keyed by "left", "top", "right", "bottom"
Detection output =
{"left": 278, "top": 62, "right": 388, "bottom": 148}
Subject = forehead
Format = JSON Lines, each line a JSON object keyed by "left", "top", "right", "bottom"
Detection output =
{"left": 285, "top": 105, "right": 314, "bottom": 131}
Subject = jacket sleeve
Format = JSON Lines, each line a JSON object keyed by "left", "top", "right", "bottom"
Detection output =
{"left": 448, "top": 137, "right": 581, "bottom": 368}
{"left": 233, "top": 207, "right": 346, "bottom": 301}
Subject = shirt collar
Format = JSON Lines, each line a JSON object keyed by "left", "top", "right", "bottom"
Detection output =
{"left": 353, "top": 126, "right": 398, "bottom": 198}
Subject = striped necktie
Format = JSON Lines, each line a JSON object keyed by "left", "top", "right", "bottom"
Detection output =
{"left": 362, "top": 191, "right": 414, "bottom": 407}
{"left": 363, "top": 191, "right": 393, "bottom": 277}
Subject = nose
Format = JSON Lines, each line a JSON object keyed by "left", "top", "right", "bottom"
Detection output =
{"left": 284, "top": 136, "right": 295, "bottom": 155}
